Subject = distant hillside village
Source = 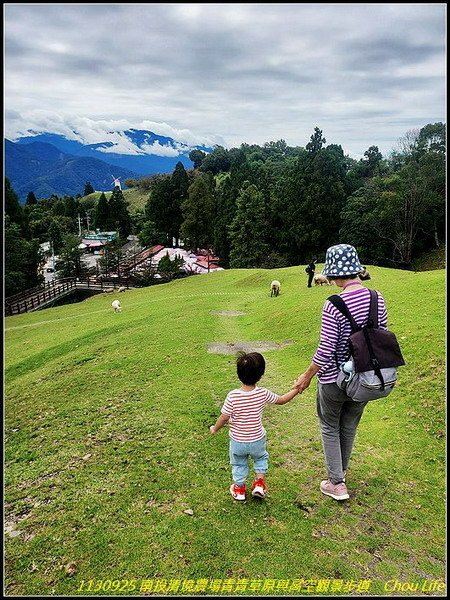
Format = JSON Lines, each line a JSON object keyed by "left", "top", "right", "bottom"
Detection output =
{"left": 40, "top": 231, "right": 222, "bottom": 282}
{"left": 5, "top": 122, "right": 445, "bottom": 299}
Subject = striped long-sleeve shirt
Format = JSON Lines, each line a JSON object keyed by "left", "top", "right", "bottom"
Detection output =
{"left": 221, "top": 387, "right": 279, "bottom": 442}
{"left": 313, "top": 287, "right": 388, "bottom": 384}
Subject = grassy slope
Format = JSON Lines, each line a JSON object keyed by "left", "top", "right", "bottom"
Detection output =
{"left": 80, "top": 189, "right": 148, "bottom": 214}
{"left": 412, "top": 245, "right": 446, "bottom": 272}
{"left": 4, "top": 266, "right": 446, "bottom": 596}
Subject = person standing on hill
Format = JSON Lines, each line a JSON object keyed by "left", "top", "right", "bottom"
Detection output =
{"left": 306, "top": 258, "right": 317, "bottom": 288}
{"left": 295, "top": 244, "right": 388, "bottom": 501}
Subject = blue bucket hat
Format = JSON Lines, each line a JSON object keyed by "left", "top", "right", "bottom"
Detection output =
{"left": 322, "top": 244, "right": 363, "bottom": 277}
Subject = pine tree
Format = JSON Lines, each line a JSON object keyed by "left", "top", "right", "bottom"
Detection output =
{"left": 94, "top": 192, "right": 109, "bottom": 231}
{"left": 228, "top": 182, "right": 269, "bottom": 268}
{"left": 26, "top": 191, "right": 38, "bottom": 205}
{"left": 84, "top": 182, "right": 95, "bottom": 196}
{"left": 170, "top": 162, "right": 189, "bottom": 245}
{"left": 107, "top": 187, "right": 131, "bottom": 239}
{"left": 180, "top": 175, "right": 214, "bottom": 252}
{"left": 5, "top": 178, "right": 25, "bottom": 229}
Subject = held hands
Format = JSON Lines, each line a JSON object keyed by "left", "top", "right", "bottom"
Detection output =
{"left": 294, "top": 373, "right": 312, "bottom": 393}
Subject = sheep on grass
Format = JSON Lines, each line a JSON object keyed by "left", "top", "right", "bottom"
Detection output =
{"left": 111, "top": 299, "right": 122, "bottom": 313}
{"left": 314, "top": 274, "right": 332, "bottom": 286}
{"left": 270, "top": 280, "right": 281, "bottom": 297}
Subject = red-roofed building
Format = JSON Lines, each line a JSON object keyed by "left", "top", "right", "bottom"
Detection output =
{"left": 121, "top": 245, "right": 165, "bottom": 273}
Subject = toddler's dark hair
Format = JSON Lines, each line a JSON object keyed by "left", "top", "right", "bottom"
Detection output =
{"left": 236, "top": 351, "right": 265, "bottom": 385}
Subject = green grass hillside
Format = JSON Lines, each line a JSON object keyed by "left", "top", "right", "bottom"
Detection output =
{"left": 80, "top": 188, "right": 149, "bottom": 214}
{"left": 5, "top": 266, "right": 446, "bottom": 596}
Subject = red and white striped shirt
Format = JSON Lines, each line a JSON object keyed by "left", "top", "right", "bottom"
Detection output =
{"left": 221, "top": 387, "right": 279, "bottom": 442}
{"left": 313, "top": 287, "right": 388, "bottom": 384}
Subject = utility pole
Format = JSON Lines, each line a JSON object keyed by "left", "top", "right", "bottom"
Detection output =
{"left": 86, "top": 212, "right": 91, "bottom": 234}
{"left": 77, "top": 213, "right": 82, "bottom": 236}
{"left": 132, "top": 223, "right": 136, "bottom": 273}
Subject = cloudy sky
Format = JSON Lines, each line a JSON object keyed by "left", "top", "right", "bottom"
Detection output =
{"left": 4, "top": 3, "right": 446, "bottom": 158}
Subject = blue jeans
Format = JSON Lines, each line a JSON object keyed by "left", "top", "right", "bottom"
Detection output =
{"left": 229, "top": 436, "right": 269, "bottom": 485}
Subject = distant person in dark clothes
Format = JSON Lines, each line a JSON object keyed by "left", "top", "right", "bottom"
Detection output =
{"left": 306, "top": 258, "right": 317, "bottom": 288}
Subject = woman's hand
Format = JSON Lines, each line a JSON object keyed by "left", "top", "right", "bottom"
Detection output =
{"left": 295, "top": 373, "right": 313, "bottom": 392}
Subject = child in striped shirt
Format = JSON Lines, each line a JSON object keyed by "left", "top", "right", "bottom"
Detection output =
{"left": 209, "top": 351, "right": 300, "bottom": 501}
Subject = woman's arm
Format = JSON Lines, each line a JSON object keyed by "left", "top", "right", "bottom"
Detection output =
{"left": 295, "top": 362, "right": 321, "bottom": 392}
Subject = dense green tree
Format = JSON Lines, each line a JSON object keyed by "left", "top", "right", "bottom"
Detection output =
{"left": 145, "top": 176, "right": 173, "bottom": 246}
{"left": 213, "top": 175, "right": 238, "bottom": 267}
{"left": 97, "top": 239, "right": 124, "bottom": 276}
{"left": 170, "top": 162, "right": 190, "bottom": 245}
{"left": 158, "top": 252, "right": 185, "bottom": 281}
{"left": 306, "top": 127, "right": 326, "bottom": 154}
{"left": 273, "top": 142, "right": 348, "bottom": 263}
{"left": 189, "top": 149, "right": 206, "bottom": 169}
{"left": 52, "top": 199, "right": 67, "bottom": 217}
{"left": 200, "top": 146, "right": 231, "bottom": 175}
{"left": 58, "top": 234, "right": 89, "bottom": 279}
{"left": 5, "top": 178, "right": 25, "bottom": 231}
{"left": 180, "top": 175, "right": 215, "bottom": 251}
{"left": 416, "top": 122, "right": 445, "bottom": 156}
{"left": 137, "top": 219, "right": 166, "bottom": 248}
{"left": 340, "top": 122, "right": 445, "bottom": 267}
{"left": 48, "top": 219, "right": 65, "bottom": 254}
{"left": 84, "top": 182, "right": 95, "bottom": 196}
{"left": 63, "top": 196, "right": 79, "bottom": 221}
{"left": 94, "top": 192, "right": 109, "bottom": 231}
{"left": 26, "top": 191, "right": 38, "bottom": 206}
{"left": 339, "top": 179, "right": 392, "bottom": 265}
{"left": 107, "top": 187, "right": 132, "bottom": 239}
{"left": 5, "top": 220, "right": 43, "bottom": 296}
{"left": 228, "top": 182, "right": 270, "bottom": 268}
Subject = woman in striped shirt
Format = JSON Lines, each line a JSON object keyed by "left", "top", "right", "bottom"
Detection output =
{"left": 295, "top": 244, "right": 388, "bottom": 502}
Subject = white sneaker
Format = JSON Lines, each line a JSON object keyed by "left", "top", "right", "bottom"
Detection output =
{"left": 251, "top": 478, "right": 267, "bottom": 498}
{"left": 230, "top": 483, "right": 246, "bottom": 501}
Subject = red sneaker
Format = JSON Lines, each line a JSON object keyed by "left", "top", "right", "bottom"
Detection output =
{"left": 251, "top": 478, "right": 267, "bottom": 498}
{"left": 230, "top": 483, "right": 246, "bottom": 501}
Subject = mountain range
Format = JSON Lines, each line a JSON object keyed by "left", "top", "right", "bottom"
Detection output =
{"left": 5, "top": 129, "right": 211, "bottom": 201}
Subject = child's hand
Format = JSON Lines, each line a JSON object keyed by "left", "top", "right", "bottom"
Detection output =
{"left": 209, "top": 425, "right": 216, "bottom": 434}
{"left": 291, "top": 381, "right": 302, "bottom": 392}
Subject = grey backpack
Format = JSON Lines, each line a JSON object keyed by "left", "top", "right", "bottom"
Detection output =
{"left": 328, "top": 289, "right": 405, "bottom": 402}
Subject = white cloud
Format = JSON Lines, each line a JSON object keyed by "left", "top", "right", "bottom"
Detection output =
{"left": 4, "top": 112, "right": 218, "bottom": 155}
{"left": 4, "top": 3, "right": 446, "bottom": 159}
{"left": 140, "top": 141, "right": 180, "bottom": 157}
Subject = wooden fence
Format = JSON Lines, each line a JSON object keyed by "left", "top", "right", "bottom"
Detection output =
{"left": 5, "top": 277, "right": 132, "bottom": 316}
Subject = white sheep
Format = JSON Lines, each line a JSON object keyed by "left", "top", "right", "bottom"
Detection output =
{"left": 118, "top": 286, "right": 127, "bottom": 292}
{"left": 314, "top": 274, "right": 332, "bottom": 286}
{"left": 104, "top": 287, "right": 114, "bottom": 293}
{"left": 111, "top": 299, "right": 122, "bottom": 313}
{"left": 270, "top": 280, "right": 281, "bottom": 297}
